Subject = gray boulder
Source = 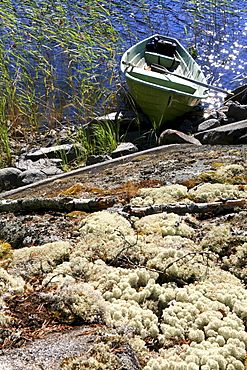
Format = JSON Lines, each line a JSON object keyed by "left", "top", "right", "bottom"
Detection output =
{"left": 86, "top": 155, "right": 112, "bottom": 166}
{"left": 227, "top": 102, "right": 247, "bottom": 121}
{"left": 25, "top": 144, "right": 79, "bottom": 162}
{"left": 197, "top": 119, "right": 221, "bottom": 132}
{"left": 111, "top": 142, "right": 139, "bottom": 158}
{"left": 0, "top": 167, "right": 22, "bottom": 191}
{"left": 195, "top": 119, "right": 247, "bottom": 144}
{"left": 225, "top": 85, "right": 247, "bottom": 103}
{"left": 18, "top": 169, "right": 47, "bottom": 186}
{"left": 158, "top": 129, "right": 202, "bottom": 146}
{"left": 15, "top": 157, "right": 62, "bottom": 171}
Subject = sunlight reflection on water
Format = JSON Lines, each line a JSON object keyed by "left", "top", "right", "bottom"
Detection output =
{"left": 118, "top": 0, "right": 246, "bottom": 109}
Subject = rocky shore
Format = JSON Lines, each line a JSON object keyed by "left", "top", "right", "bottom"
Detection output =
{"left": 0, "top": 85, "right": 247, "bottom": 369}
{"left": 0, "top": 85, "right": 247, "bottom": 193}
{"left": 0, "top": 142, "right": 247, "bottom": 369}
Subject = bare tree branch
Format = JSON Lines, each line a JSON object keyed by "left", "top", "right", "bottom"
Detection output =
{"left": 122, "top": 199, "right": 246, "bottom": 217}
{"left": 0, "top": 196, "right": 118, "bottom": 213}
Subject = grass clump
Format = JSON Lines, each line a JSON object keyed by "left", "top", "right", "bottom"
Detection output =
{"left": 75, "top": 120, "right": 121, "bottom": 158}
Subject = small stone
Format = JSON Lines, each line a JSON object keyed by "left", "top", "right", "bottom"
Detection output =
{"left": 111, "top": 142, "right": 138, "bottom": 158}
{"left": 0, "top": 167, "right": 22, "bottom": 191}
{"left": 15, "top": 157, "right": 63, "bottom": 171}
{"left": 25, "top": 144, "right": 80, "bottom": 162}
{"left": 18, "top": 169, "right": 47, "bottom": 186}
{"left": 158, "top": 129, "right": 202, "bottom": 146}
{"left": 86, "top": 155, "right": 112, "bottom": 166}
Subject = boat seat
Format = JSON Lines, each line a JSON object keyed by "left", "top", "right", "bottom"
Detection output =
{"left": 128, "top": 69, "right": 196, "bottom": 94}
{"left": 144, "top": 51, "right": 180, "bottom": 71}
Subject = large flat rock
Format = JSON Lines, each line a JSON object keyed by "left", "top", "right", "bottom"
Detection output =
{"left": 195, "top": 120, "right": 247, "bottom": 144}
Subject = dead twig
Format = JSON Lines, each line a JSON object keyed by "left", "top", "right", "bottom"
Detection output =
{"left": 43, "top": 272, "right": 79, "bottom": 287}
{"left": 109, "top": 230, "right": 139, "bottom": 266}
{"left": 163, "top": 251, "right": 212, "bottom": 271}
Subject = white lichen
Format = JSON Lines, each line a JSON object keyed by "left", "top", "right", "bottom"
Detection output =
{"left": 188, "top": 183, "right": 247, "bottom": 203}
{"left": 1, "top": 176, "right": 247, "bottom": 369}
{"left": 131, "top": 184, "right": 188, "bottom": 205}
{"left": 215, "top": 164, "right": 246, "bottom": 179}
{"left": 0, "top": 267, "right": 25, "bottom": 294}
{"left": 7, "top": 241, "right": 72, "bottom": 278}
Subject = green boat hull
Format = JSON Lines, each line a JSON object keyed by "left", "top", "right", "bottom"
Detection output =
{"left": 121, "top": 35, "right": 209, "bottom": 126}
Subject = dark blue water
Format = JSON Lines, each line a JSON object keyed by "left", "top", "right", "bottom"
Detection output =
{"left": 113, "top": 0, "right": 247, "bottom": 108}
{"left": 0, "top": 0, "right": 246, "bottom": 124}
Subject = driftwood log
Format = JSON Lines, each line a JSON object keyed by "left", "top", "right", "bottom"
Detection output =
{"left": 122, "top": 199, "right": 247, "bottom": 217}
{"left": 0, "top": 196, "right": 118, "bottom": 213}
{"left": 0, "top": 197, "right": 246, "bottom": 215}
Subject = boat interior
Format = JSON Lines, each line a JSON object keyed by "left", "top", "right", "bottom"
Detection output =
{"left": 124, "top": 47, "right": 198, "bottom": 94}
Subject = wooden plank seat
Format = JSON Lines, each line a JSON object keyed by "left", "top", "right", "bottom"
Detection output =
{"left": 128, "top": 68, "right": 196, "bottom": 94}
{"left": 144, "top": 51, "right": 180, "bottom": 71}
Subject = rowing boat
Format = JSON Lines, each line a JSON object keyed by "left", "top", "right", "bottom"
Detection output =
{"left": 121, "top": 34, "right": 209, "bottom": 126}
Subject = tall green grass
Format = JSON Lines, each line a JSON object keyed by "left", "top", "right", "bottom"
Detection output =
{"left": 0, "top": 98, "right": 11, "bottom": 167}
{"left": 0, "top": 0, "right": 122, "bottom": 126}
{"left": 0, "top": 0, "right": 242, "bottom": 168}
{"left": 0, "top": 0, "right": 125, "bottom": 166}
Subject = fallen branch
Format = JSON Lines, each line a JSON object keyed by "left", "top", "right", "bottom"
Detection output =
{"left": 0, "top": 196, "right": 118, "bottom": 213}
{"left": 122, "top": 199, "right": 246, "bottom": 217}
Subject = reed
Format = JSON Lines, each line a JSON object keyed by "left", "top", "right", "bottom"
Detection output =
{"left": 0, "top": 0, "right": 126, "bottom": 165}
{"left": 0, "top": 98, "right": 11, "bottom": 167}
{"left": 0, "top": 3, "right": 122, "bottom": 120}
{"left": 0, "top": 0, "right": 241, "bottom": 167}
{"left": 75, "top": 119, "right": 121, "bottom": 158}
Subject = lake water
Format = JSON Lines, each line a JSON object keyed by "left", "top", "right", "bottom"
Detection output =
{"left": 113, "top": 0, "right": 247, "bottom": 108}
{"left": 1, "top": 0, "right": 246, "bottom": 125}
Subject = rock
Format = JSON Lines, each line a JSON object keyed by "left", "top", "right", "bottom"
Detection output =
{"left": 0, "top": 167, "right": 22, "bottom": 191}
{"left": 123, "top": 129, "right": 156, "bottom": 150}
{"left": 178, "top": 118, "right": 203, "bottom": 134}
{"left": 158, "top": 129, "right": 202, "bottom": 146}
{"left": 18, "top": 166, "right": 63, "bottom": 188}
{"left": 18, "top": 169, "right": 47, "bottom": 186}
{"left": 195, "top": 119, "right": 247, "bottom": 145}
{"left": 0, "top": 160, "right": 64, "bottom": 191}
{"left": 93, "top": 111, "right": 123, "bottom": 123}
{"left": 86, "top": 112, "right": 123, "bottom": 138}
{"left": 225, "top": 85, "right": 247, "bottom": 103}
{"left": 119, "top": 110, "right": 152, "bottom": 131}
{"left": 25, "top": 144, "right": 79, "bottom": 162}
{"left": 197, "top": 119, "right": 221, "bottom": 132}
{"left": 40, "top": 167, "right": 63, "bottom": 177}
{"left": 227, "top": 102, "right": 247, "bottom": 121}
{"left": 111, "top": 142, "right": 139, "bottom": 158}
{"left": 15, "top": 157, "right": 63, "bottom": 171}
{"left": 86, "top": 154, "right": 112, "bottom": 166}
{"left": 205, "top": 110, "right": 226, "bottom": 123}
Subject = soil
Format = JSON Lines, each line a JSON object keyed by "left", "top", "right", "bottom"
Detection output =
{"left": 0, "top": 143, "right": 247, "bottom": 369}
